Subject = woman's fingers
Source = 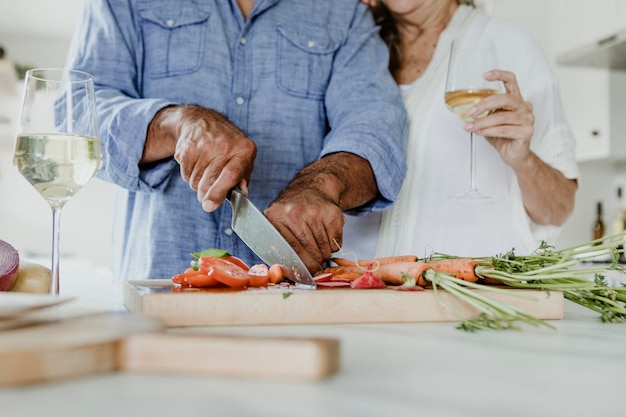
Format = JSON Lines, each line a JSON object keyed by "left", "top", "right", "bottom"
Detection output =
{"left": 484, "top": 69, "right": 522, "bottom": 97}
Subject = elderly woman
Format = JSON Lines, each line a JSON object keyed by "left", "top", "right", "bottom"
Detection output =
{"left": 343, "top": 0, "right": 579, "bottom": 258}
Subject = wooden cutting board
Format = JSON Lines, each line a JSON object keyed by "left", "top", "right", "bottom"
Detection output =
{"left": 0, "top": 310, "right": 340, "bottom": 386}
{"left": 0, "top": 311, "right": 163, "bottom": 386}
{"left": 124, "top": 279, "right": 564, "bottom": 327}
{"left": 120, "top": 333, "right": 339, "bottom": 381}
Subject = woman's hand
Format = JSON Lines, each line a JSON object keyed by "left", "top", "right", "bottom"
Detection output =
{"left": 464, "top": 69, "right": 577, "bottom": 226}
{"left": 360, "top": 0, "right": 378, "bottom": 7}
{"left": 463, "top": 69, "right": 535, "bottom": 171}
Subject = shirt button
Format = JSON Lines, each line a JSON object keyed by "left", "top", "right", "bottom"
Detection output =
{"left": 307, "top": 40, "right": 315, "bottom": 48}
{"left": 166, "top": 19, "right": 175, "bottom": 27}
{"left": 224, "top": 228, "right": 233, "bottom": 236}
{"left": 239, "top": 37, "right": 247, "bottom": 45}
{"left": 235, "top": 97, "right": 244, "bottom": 105}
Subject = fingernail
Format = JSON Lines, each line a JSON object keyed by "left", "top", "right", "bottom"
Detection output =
{"left": 464, "top": 123, "right": 474, "bottom": 131}
{"left": 467, "top": 106, "right": 477, "bottom": 115}
{"left": 203, "top": 201, "right": 217, "bottom": 212}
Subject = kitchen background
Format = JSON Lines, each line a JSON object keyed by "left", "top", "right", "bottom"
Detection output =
{"left": 0, "top": 0, "right": 625, "bottom": 271}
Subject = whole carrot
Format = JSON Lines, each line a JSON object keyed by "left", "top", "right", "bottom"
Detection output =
{"left": 325, "top": 258, "right": 483, "bottom": 286}
{"left": 374, "top": 262, "right": 431, "bottom": 286}
{"left": 331, "top": 255, "right": 418, "bottom": 267}
{"left": 374, "top": 258, "right": 482, "bottom": 286}
{"left": 422, "top": 258, "right": 481, "bottom": 282}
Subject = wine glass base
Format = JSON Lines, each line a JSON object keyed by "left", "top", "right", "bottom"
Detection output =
{"left": 448, "top": 191, "right": 497, "bottom": 204}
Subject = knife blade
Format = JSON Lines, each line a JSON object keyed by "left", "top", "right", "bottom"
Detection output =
{"left": 226, "top": 188, "right": 316, "bottom": 289}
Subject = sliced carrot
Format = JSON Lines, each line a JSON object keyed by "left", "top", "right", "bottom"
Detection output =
{"left": 268, "top": 264, "right": 285, "bottom": 284}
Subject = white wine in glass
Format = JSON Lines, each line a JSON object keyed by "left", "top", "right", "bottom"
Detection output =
{"left": 12, "top": 69, "right": 102, "bottom": 295}
{"left": 444, "top": 38, "right": 503, "bottom": 203}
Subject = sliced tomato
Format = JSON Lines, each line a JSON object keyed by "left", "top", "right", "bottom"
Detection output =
{"left": 192, "top": 249, "right": 250, "bottom": 271}
{"left": 172, "top": 268, "right": 220, "bottom": 288}
{"left": 223, "top": 255, "right": 250, "bottom": 271}
{"left": 248, "top": 264, "right": 270, "bottom": 288}
{"left": 200, "top": 256, "right": 250, "bottom": 288}
{"left": 198, "top": 255, "right": 250, "bottom": 272}
{"left": 184, "top": 271, "right": 221, "bottom": 287}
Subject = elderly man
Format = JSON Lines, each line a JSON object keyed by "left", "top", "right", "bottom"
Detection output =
{"left": 66, "top": 0, "right": 407, "bottom": 279}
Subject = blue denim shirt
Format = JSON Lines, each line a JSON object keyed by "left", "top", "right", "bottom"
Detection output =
{"left": 67, "top": 0, "right": 408, "bottom": 280}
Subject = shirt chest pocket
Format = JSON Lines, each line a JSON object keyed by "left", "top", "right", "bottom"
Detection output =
{"left": 276, "top": 25, "right": 342, "bottom": 100}
{"left": 139, "top": 4, "right": 211, "bottom": 79}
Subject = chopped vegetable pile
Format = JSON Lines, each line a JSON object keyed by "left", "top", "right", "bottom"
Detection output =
{"left": 172, "top": 233, "right": 626, "bottom": 332}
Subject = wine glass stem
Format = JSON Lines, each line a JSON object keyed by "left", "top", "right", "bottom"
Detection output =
{"left": 50, "top": 206, "right": 63, "bottom": 295}
{"left": 469, "top": 131, "right": 478, "bottom": 193}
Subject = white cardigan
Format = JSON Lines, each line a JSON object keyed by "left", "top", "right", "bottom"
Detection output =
{"left": 342, "top": 5, "right": 579, "bottom": 260}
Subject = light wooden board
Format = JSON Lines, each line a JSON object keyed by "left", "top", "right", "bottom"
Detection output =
{"left": 0, "top": 310, "right": 340, "bottom": 386}
{"left": 120, "top": 333, "right": 339, "bottom": 381}
{"left": 0, "top": 293, "right": 74, "bottom": 318}
{"left": 0, "top": 311, "right": 163, "bottom": 387}
{"left": 124, "top": 279, "right": 564, "bottom": 327}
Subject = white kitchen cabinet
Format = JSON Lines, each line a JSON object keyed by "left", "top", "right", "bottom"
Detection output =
{"left": 553, "top": 0, "right": 626, "bottom": 52}
{"left": 552, "top": 0, "right": 626, "bottom": 161}
{"left": 556, "top": 68, "right": 626, "bottom": 161}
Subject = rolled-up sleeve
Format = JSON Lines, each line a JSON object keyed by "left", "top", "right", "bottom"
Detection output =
{"left": 322, "top": 5, "right": 408, "bottom": 211}
{"left": 66, "top": 0, "right": 177, "bottom": 192}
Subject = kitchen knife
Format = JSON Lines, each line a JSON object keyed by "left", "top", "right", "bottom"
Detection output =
{"left": 226, "top": 188, "right": 316, "bottom": 288}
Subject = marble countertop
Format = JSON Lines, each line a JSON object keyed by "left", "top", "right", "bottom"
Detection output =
{"left": 2, "top": 259, "right": 625, "bottom": 417}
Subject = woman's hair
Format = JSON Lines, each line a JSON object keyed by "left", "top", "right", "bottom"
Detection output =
{"left": 372, "top": 0, "right": 475, "bottom": 74}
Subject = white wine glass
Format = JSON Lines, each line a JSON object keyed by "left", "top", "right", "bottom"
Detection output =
{"left": 12, "top": 68, "right": 102, "bottom": 295}
{"left": 444, "top": 38, "right": 503, "bottom": 203}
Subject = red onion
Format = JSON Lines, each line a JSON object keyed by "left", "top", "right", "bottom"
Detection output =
{"left": 0, "top": 240, "right": 19, "bottom": 291}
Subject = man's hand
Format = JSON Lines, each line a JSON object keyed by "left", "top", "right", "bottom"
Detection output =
{"left": 144, "top": 105, "right": 257, "bottom": 211}
{"left": 264, "top": 153, "right": 378, "bottom": 273}
{"left": 265, "top": 187, "right": 346, "bottom": 273}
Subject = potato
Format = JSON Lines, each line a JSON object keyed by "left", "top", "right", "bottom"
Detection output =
{"left": 10, "top": 261, "right": 51, "bottom": 293}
